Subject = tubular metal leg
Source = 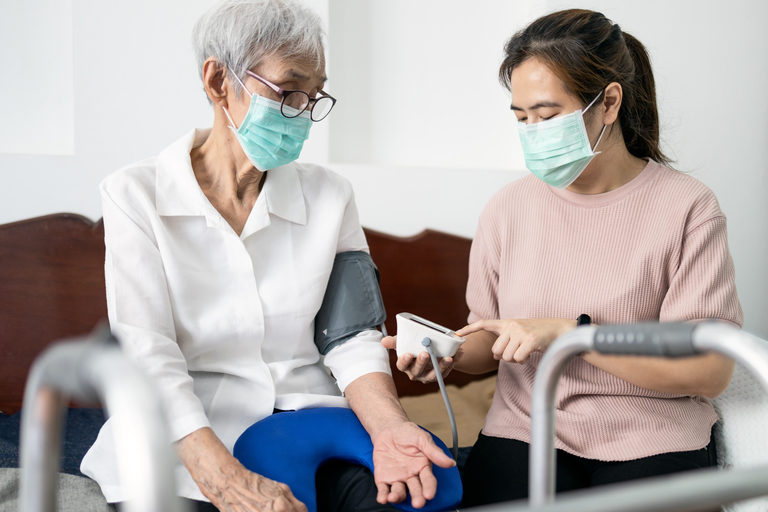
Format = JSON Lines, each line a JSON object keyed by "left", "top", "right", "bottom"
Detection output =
{"left": 19, "top": 326, "right": 186, "bottom": 512}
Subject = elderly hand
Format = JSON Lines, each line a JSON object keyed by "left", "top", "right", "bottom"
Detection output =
{"left": 371, "top": 420, "right": 456, "bottom": 508}
{"left": 178, "top": 427, "right": 307, "bottom": 512}
{"left": 381, "top": 336, "right": 456, "bottom": 383}
{"left": 455, "top": 318, "right": 576, "bottom": 363}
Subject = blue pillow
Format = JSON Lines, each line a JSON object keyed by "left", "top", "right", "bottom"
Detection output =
{"left": 234, "top": 407, "right": 461, "bottom": 512}
{"left": 0, "top": 408, "right": 106, "bottom": 476}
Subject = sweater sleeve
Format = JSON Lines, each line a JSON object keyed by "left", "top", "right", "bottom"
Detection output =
{"left": 466, "top": 202, "right": 501, "bottom": 324}
{"left": 659, "top": 215, "right": 743, "bottom": 326}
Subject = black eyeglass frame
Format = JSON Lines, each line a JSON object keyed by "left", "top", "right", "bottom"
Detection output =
{"left": 245, "top": 70, "right": 337, "bottom": 122}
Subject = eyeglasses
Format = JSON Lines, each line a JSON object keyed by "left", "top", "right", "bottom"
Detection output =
{"left": 245, "top": 70, "right": 337, "bottom": 122}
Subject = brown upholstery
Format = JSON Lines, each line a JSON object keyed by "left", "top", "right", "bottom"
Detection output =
{"left": 0, "top": 214, "right": 107, "bottom": 413}
{"left": 0, "top": 214, "right": 491, "bottom": 413}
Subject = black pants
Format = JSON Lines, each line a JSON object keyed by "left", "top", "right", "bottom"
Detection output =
{"left": 173, "top": 459, "right": 397, "bottom": 512}
{"left": 461, "top": 432, "right": 718, "bottom": 507}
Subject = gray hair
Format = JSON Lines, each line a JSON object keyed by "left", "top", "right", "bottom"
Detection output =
{"left": 192, "top": 0, "right": 325, "bottom": 98}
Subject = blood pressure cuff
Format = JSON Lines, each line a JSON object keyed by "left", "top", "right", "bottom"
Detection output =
{"left": 233, "top": 407, "right": 462, "bottom": 512}
{"left": 314, "top": 251, "right": 386, "bottom": 355}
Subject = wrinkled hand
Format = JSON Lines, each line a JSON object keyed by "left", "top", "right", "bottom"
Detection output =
{"left": 194, "top": 460, "right": 307, "bottom": 512}
{"left": 178, "top": 427, "right": 306, "bottom": 512}
{"left": 381, "top": 336, "right": 455, "bottom": 383}
{"left": 455, "top": 318, "right": 575, "bottom": 363}
{"left": 371, "top": 421, "right": 456, "bottom": 508}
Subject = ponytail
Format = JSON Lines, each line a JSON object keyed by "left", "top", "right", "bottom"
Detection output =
{"left": 621, "top": 32, "right": 670, "bottom": 166}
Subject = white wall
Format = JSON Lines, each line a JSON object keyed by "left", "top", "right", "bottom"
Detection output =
{"left": 0, "top": 0, "right": 765, "bottom": 338}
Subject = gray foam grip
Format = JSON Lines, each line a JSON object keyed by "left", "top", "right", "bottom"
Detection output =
{"left": 593, "top": 322, "right": 698, "bottom": 357}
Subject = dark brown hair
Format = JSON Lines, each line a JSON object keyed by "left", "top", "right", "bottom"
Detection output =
{"left": 499, "top": 9, "right": 670, "bottom": 165}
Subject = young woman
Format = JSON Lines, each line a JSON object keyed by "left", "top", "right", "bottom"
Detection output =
{"left": 384, "top": 8, "right": 742, "bottom": 506}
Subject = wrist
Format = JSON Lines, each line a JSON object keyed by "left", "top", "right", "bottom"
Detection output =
{"left": 177, "top": 427, "right": 240, "bottom": 478}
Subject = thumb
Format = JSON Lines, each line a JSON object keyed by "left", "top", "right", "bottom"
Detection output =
{"left": 381, "top": 336, "right": 397, "bottom": 350}
{"left": 421, "top": 436, "right": 456, "bottom": 468}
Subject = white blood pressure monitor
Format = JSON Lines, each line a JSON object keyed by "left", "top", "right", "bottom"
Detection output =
{"left": 395, "top": 312, "right": 465, "bottom": 358}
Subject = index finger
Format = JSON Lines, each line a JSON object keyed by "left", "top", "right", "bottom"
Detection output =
{"left": 455, "top": 319, "right": 501, "bottom": 337}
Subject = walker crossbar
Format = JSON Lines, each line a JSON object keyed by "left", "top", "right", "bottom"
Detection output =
{"left": 19, "top": 325, "right": 186, "bottom": 512}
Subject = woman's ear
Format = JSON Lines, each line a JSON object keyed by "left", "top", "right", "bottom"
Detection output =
{"left": 202, "top": 58, "right": 229, "bottom": 107}
{"left": 602, "top": 82, "right": 623, "bottom": 125}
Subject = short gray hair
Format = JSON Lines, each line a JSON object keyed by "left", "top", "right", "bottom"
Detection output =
{"left": 192, "top": 0, "right": 325, "bottom": 97}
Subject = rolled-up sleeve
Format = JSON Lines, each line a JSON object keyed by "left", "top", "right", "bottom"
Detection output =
{"left": 321, "top": 183, "right": 390, "bottom": 391}
{"left": 102, "top": 184, "right": 210, "bottom": 442}
{"left": 323, "top": 329, "right": 391, "bottom": 392}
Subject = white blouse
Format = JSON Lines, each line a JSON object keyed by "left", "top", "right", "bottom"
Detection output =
{"left": 81, "top": 129, "right": 391, "bottom": 502}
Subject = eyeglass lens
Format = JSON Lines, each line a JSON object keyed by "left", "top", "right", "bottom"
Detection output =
{"left": 280, "top": 91, "right": 334, "bottom": 121}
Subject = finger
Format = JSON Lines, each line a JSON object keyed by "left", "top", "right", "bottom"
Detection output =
{"left": 285, "top": 491, "right": 308, "bottom": 512}
{"left": 381, "top": 335, "right": 397, "bottom": 350}
{"left": 455, "top": 319, "right": 498, "bottom": 336}
{"left": 406, "top": 475, "right": 425, "bottom": 509}
{"left": 454, "top": 320, "right": 484, "bottom": 337}
{"left": 491, "top": 331, "right": 511, "bottom": 359}
{"left": 417, "top": 368, "right": 437, "bottom": 383}
{"left": 513, "top": 339, "right": 534, "bottom": 363}
{"left": 419, "top": 464, "right": 438, "bottom": 501}
{"left": 437, "top": 356, "right": 454, "bottom": 377}
{"left": 376, "top": 481, "right": 390, "bottom": 505}
{"left": 396, "top": 353, "right": 414, "bottom": 372}
{"left": 388, "top": 481, "right": 407, "bottom": 504}
{"left": 501, "top": 339, "right": 521, "bottom": 362}
{"left": 410, "top": 352, "right": 432, "bottom": 378}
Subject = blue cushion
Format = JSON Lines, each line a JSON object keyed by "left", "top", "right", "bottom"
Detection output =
{"left": 234, "top": 407, "right": 462, "bottom": 512}
{"left": 0, "top": 408, "right": 106, "bottom": 476}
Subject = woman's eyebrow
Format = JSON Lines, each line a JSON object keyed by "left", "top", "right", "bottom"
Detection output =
{"left": 510, "top": 101, "right": 562, "bottom": 111}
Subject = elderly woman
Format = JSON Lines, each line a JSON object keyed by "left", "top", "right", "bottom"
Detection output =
{"left": 80, "top": 1, "right": 453, "bottom": 511}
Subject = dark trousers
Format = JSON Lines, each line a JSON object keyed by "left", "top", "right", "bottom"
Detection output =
{"left": 461, "top": 431, "right": 718, "bottom": 507}
{"left": 175, "top": 459, "right": 397, "bottom": 512}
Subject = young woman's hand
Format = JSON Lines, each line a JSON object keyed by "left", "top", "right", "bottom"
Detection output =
{"left": 381, "top": 336, "right": 455, "bottom": 383}
{"left": 455, "top": 318, "right": 576, "bottom": 363}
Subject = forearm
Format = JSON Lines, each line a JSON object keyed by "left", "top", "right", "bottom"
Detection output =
{"left": 344, "top": 372, "right": 410, "bottom": 438}
{"left": 176, "top": 427, "right": 241, "bottom": 483}
{"left": 581, "top": 352, "right": 734, "bottom": 398}
{"left": 453, "top": 330, "right": 499, "bottom": 374}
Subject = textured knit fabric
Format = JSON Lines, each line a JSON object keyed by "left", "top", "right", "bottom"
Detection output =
{"left": 466, "top": 160, "right": 743, "bottom": 461}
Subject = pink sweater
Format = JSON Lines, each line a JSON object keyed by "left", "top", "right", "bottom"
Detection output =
{"left": 466, "top": 160, "right": 743, "bottom": 461}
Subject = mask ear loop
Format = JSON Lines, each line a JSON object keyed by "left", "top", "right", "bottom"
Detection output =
{"left": 584, "top": 88, "right": 607, "bottom": 153}
{"left": 221, "top": 68, "right": 253, "bottom": 131}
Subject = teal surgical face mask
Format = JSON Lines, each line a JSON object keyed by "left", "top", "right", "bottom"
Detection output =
{"left": 517, "top": 91, "right": 607, "bottom": 189}
{"left": 222, "top": 73, "right": 311, "bottom": 171}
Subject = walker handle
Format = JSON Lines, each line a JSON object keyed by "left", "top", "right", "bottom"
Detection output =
{"left": 592, "top": 322, "right": 698, "bottom": 357}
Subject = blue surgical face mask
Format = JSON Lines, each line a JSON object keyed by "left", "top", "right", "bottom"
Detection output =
{"left": 517, "top": 91, "right": 607, "bottom": 189}
{"left": 222, "top": 73, "right": 311, "bottom": 171}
